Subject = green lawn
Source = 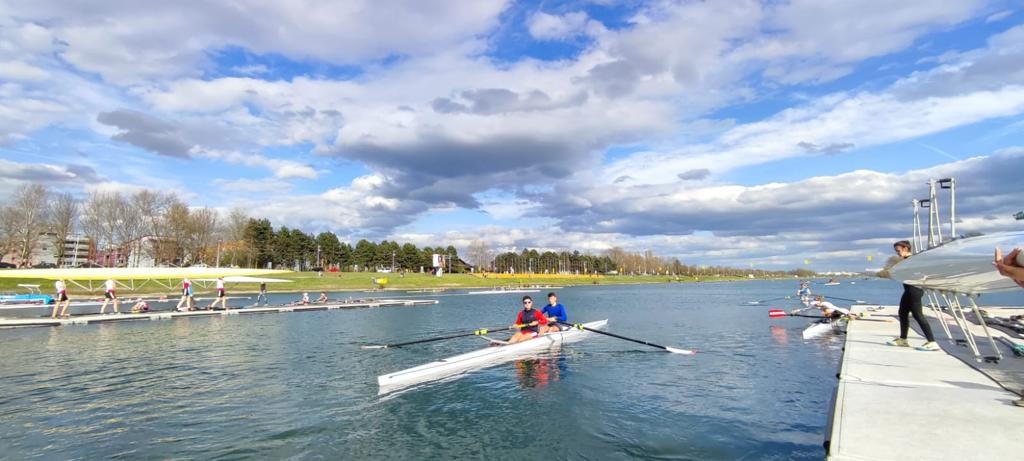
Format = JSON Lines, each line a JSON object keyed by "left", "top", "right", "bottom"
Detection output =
{"left": 0, "top": 271, "right": 757, "bottom": 296}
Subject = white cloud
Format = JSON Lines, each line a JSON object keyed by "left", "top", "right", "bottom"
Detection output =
{"left": 0, "top": 61, "right": 50, "bottom": 80}
{"left": 4, "top": 0, "right": 509, "bottom": 83}
{"left": 192, "top": 147, "right": 321, "bottom": 180}
{"left": 527, "top": 11, "right": 590, "bottom": 41}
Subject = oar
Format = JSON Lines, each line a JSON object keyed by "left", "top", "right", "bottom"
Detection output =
{"left": 746, "top": 295, "right": 792, "bottom": 305}
{"left": 768, "top": 309, "right": 826, "bottom": 320}
{"left": 823, "top": 295, "right": 869, "bottom": 304}
{"left": 558, "top": 322, "right": 695, "bottom": 355}
{"left": 362, "top": 325, "right": 508, "bottom": 349}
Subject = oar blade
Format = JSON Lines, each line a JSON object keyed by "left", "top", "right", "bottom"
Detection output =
{"left": 665, "top": 346, "right": 696, "bottom": 355}
{"left": 361, "top": 345, "right": 389, "bottom": 349}
{"left": 768, "top": 309, "right": 788, "bottom": 318}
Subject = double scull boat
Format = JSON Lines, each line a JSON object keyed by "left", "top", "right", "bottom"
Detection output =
{"left": 378, "top": 319, "right": 608, "bottom": 393}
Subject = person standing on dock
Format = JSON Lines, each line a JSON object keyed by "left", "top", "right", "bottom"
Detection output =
{"left": 883, "top": 240, "right": 938, "bottom": 351}
{"left": 541, "top": 292, "right": 568, "bottom": 331}
{"left": 99, "top": 279, "right": 120, "bottom": 315}
{"left": 176, "top": 278, "right": 193, "bottom": 312}
{"left": 51, "top": 279, "right": 70, "bottom": 318}
{"left": 256, "top": 282, "right": 268, "bottom": 306}
{"left": 207, "top": 277, "right": 227, "bottom": 310}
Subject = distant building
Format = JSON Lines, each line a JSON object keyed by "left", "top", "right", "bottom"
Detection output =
{"left": 1, "top": 233, "right": 91, "bottom": 268}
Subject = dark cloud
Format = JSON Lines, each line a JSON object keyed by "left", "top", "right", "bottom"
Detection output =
{"left": 613, "top": 175, "right": 632, "bottom": 184}
{"left": 797, "top": 141, "right": 855, "bottom": 155}
{"left": 0, "top": 160, "right": 102, "bottom": 183}
{"left": 431, "top": 88, "right": 586, "bottom": 115}
{"left": 537, "top": 150, "right": 1024, "bottom": 246}
{"left": 331, "top": 132, "right": 593, "bottom": 210}
{"left": 578, "top": 60, "right": 640, "bottom": 98}
{"left": 97, "top": 109, "right": 193, "bottom": 158}
{"left": 677, "top": 168, "right": 711, "bottom": 181}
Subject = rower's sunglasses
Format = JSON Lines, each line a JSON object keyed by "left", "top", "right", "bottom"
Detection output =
{"left": 523, "top": 301, "right": 532, "bottom": 304}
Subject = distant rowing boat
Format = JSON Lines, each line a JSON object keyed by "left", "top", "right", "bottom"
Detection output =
{"left": 466, "top": 287, "right": 541, "bottom": 295}
{"left": 378, "top": 319, "right": 608, "bottom": 393}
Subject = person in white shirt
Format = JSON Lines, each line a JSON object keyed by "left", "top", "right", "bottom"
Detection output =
{"left": 99, "top": 279, "right": 120, "bottom": 314}
{"left": 52, "top": 279, "right": 71, "bottom": 318}
{"left": 207, "top": 277, "right": 228, "bottom": 310}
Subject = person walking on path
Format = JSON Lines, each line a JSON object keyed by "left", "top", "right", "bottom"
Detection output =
{"left": 880, "top": 240, "right": 938, "bottom": 351}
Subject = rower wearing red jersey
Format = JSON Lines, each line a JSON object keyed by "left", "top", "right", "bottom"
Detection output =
{"left": 508, "top": 295, "right": 551, "bottom": 344}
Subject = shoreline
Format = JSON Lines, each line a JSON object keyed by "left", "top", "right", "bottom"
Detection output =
{"left": 0, "top": 272, "right": 826, "bottom": 297}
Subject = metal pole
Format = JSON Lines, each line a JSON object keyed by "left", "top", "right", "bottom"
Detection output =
{"left": 948, "top": 178, "right": 956, "bottom": 238}
{"left": 911, "top": 199, "right": 921, "bottom": 253}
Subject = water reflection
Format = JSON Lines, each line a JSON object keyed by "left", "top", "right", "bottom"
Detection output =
{"left": 514, "top": 356, "right": 565, "bottom": 389}
{"left": 769, "top": 325, "right": 788, "bottom": 345}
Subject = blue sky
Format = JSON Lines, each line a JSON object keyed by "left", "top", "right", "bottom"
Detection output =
{"left": 1, "top": 0, "right": 1023, "bottom": 271}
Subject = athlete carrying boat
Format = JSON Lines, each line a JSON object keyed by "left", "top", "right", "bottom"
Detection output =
{"left": 207, "top": 277, "right": 227, "bottom": 310}
{"left": 176, "top": 278, "right": 194, "bottom": 312}
{"left": 99, "top": 278, "right": 119, "bottom": 314}
{"left": 881, "top": 240, "right": 939, "bottom": 351}
{"left": 51, "top": 279, "right": 70, "bottom": 318}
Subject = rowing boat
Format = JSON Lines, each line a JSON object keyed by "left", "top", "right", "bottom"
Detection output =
{"left": 890, "top": 231, "right": 1024, "bottom": 294}
{"left": 466, "top": 287, "right": 541, "bottom": 295}
{"left": 378, "top": 319, "right": 608, "bottom": 392}
{"left": 802, "top": 318, "right": 847, "bottom": 339}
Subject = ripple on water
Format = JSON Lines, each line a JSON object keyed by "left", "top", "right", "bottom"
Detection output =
{"left": 0, "top": 281, "right": 916, "bottom": 459}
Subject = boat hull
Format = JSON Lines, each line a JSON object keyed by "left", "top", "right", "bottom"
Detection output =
{"left": 889, "top": 231, "right": 1024, "bottom": 294}
{"left": 378, "top": 319, "right": 608, "bottom": 392}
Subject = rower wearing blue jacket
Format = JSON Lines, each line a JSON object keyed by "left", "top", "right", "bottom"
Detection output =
{"left": 542, "top": 292, "right": 567, "bottom": 331}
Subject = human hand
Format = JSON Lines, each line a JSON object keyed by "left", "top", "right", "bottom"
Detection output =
{"left": 994, "top": 248, "right": 1024, "bottom": 289}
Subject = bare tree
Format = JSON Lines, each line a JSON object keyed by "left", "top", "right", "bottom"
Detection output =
{"left": 163, "top": 200, "right": 191, "bottom": 264}
{"left": 131, "top": 190, "right": 174, "bottom": 266}
{"left": 81, "top": 191, "right": 120, "bottom": 257}
{"left": 188, "top": 208, "right": 218, "bottom": 264}
{"left": 49, "top": 192, "right": 79, "bottom": 266}
{"left": 7, "top": 184, "right": 51, "bottom": 267}
{"left": 467, "top": 240, "right": 492, "bottom": 270}
{"left": 0, "top": 206, "right": 16, "bottom": 262}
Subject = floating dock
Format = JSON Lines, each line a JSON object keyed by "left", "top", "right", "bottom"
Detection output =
{"left": 0, "top": 299, "right": 438, "bottom": 329}
{"left": 826, "top": 305, "right": 1024, "bottom": 460}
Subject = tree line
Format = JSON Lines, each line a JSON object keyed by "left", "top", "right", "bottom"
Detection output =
{"left": 0, "top": 184, "right": 463, "bottom": 271}
{"left": 1, "top": 184, "right": 812, "bottom": 277}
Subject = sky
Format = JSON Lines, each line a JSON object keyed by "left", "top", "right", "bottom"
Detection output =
{"left": 1, "top": 0, "right": 1023, "bottom": 272}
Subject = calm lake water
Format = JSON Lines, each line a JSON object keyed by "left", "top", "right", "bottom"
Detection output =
{"left": 2, "top": 280, "right": 1022, "bottom": 460}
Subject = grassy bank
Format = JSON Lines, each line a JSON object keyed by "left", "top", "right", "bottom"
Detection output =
{"left": 0, "top": 271, "right": 756, "bottom": 296}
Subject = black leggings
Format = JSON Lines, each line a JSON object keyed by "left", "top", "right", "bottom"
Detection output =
{"left": 899, "top": 284, "right": 935, "bottom": 342}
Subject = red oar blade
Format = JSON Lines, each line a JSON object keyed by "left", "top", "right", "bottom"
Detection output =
{"left": 768, "top": 309, "right": 788, "bottom": 318}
